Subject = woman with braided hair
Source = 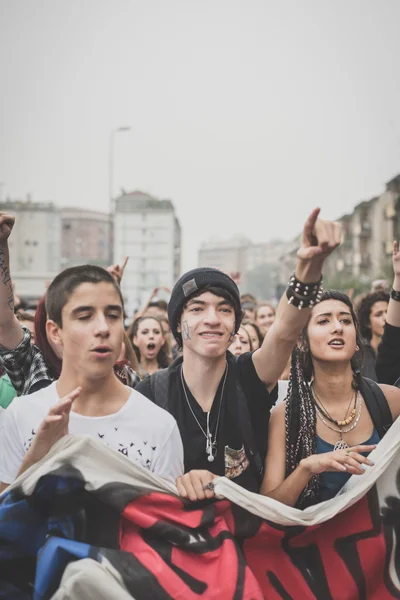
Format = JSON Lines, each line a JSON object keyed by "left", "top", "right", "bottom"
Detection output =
{"left": 260, "top": 290, "right": 400, "bottom": 508}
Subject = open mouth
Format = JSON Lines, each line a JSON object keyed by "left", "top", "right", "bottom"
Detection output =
{"left": 328, "top": 339, "right": 345, "bottom": 347}
{"left": 147, "top": 343, "right": 156, "bottom": 351}
{"left": 92, "top": 347, "right": 112, "bottom": 357}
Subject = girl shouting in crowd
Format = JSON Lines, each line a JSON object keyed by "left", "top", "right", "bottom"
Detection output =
{"left": 261, "top": 290, "right": 400, "bottom": 508}
{"left": 129, "top": 316, "right": 171, "bottom": 377}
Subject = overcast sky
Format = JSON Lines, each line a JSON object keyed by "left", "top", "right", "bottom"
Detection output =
{"left": 1, "top": 0, "right": 400, "bottom": 271}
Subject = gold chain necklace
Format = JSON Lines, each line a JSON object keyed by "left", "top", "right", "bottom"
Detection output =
{"left": 315, "top": 392, "right": 362, "bottom": 450}
{"left": 312, "top": 384, "right": 357, "bottom": 427}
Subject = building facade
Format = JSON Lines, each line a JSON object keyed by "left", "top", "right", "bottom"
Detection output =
{"left": 0, "top": 199, "right": 61, "bottom": 300}
{"left": 198, "top": 236, "right": 249, "bottom": 274}
{"left": 280, "top": 174, "right": 400, "bottom": 289}
{"left": 198, "top": 237, "right": 289, "bottom": 273}
{"left": 60, "top": 207, "right": 111, "bottom": 269}
{"left": 114, "top": 191, "right": 181, "bottom": 315}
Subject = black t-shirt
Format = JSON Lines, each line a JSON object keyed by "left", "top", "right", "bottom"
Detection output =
{"left": 136, "top": 352, "right": 277, "bottom": 492}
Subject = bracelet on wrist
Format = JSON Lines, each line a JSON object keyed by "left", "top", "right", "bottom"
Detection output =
{"left": 286, "top": 273, "right": 323, "bottom": 309}
{"left": 288, "top": 273, "right": 323, "bottom": 297}
{"left": 286, "top": 286, "right": 321, "bottom": 309}
{"left": 391, "top": 288, "right": 400, "bottom": 302}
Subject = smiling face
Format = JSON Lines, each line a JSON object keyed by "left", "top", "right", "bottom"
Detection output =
{"left": 133, "top": 317, "right": 165, "bottom": 362}
{"left": 228, "top": 326, "right": 252, "bottom": 356}
{"left": 369, "top": 300, "right": 388, "bottom": 338}
{"left": 46, "top": 281, "right": 124, "bottom": 380}
{"left": 306, "top": 299, "right": 357, "bottom": 367}
{"left": 178, "top": 291, "right": 236, "bottom": 359}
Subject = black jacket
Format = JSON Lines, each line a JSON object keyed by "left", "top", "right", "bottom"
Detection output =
{"left": 376, "top": 323, "right": 400, "bottom": 385}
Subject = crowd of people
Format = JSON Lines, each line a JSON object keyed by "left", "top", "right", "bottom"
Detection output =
{"left": 0, "top": 208, "right": 400, "bottom": 510}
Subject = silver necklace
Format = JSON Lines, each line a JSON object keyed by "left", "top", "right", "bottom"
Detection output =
{"left": 315, "top": 392, "right": 362, "bottom": 451}
{"left": 180, "top": 363, "right": 228, "bottom": 462}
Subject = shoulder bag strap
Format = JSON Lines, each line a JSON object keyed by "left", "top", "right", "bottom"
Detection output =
{"left": 149, "top": 368, "right": 170, "bottom": 411}
{"left": 360, "top": 377, "right": 393, "bottom": 439}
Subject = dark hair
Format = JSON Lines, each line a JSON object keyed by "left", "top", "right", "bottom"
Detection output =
{"left": 148, "top": 299, "right": 168, "bottom": 312}
{"left": 240, "top": 293, "right": 257, "bottom": 304}
{"left": 242, "top": 319, "right": 265, "bottom": 347}
{"left": 128, "top": 315, "right": 171, "bottom": 371}
{"left": 285, "top": 290, "right": 363, "bottom": 508}
{"left": 46, "top": 265, "right": 123, "bottom": 327}
{"left": 34, "top": 295, "right": 62, "bottom": 378}
{"left": 16, "top": 311, "right": 35, "bottom": 323}
{"left": 174, "top": 284, "right": 244, "bottom": 348}
{"left": 358, "top": 291, "right": 389, "bottom": 342}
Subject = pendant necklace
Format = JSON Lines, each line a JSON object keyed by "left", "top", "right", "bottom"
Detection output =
{"left": 180, "top": 363, "right": 228, "bottom": 462}
{"left": 311, "top": 383, "right": 357, "bottom": 427}
{"left": 314, "top": 391, "right": 362, "bottom": 451}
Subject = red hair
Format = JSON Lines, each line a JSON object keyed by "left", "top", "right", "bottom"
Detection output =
{"left": 34, "top": 295, "right": 62, "bottom": 378}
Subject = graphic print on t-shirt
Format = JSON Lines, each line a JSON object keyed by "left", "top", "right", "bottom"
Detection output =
{"left": 23, "top": 428, "right": 158, "bottom": 471}
{"left": 224, "top": 444, "right": 249, "bottom": 479}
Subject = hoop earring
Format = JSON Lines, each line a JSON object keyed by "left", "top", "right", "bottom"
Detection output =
{"left": 356, "top": 345, "right": 360, "bottom": 351}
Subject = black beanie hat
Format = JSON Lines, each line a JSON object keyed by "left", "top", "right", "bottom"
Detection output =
{"left": 168, "top": 267, "right": 241, "bottom": 342}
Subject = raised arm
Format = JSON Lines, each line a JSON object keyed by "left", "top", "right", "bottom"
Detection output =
{"left": 134, "top": 286, "right": 170, "bottom": 319}
{"left": 106, "top": 256, "right": 129, "bottom": 286}
{"left": 0, "top": 213, "right": 24, "bottom": 349}
{"left": 252, "top": 208, "right": 341, "bottom": 389}
{"left": 376, "top": 242, "right": 400, "bottom": 384}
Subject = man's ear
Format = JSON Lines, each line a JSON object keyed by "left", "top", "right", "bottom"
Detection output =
{"left": 46, "top": 319, "right": 63, "bottom": 349}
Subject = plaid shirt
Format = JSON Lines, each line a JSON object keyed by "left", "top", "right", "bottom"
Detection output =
{"left": 0, "top": 326, "right": 140, "bottom": 396}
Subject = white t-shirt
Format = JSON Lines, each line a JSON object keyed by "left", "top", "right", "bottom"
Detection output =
{"left": 0, "top": 381, "right": 184, "bottom": 485}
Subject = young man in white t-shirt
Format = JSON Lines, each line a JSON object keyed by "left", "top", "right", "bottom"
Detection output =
{"left": 0, "top": 265, "right": 183, "bottom": 490}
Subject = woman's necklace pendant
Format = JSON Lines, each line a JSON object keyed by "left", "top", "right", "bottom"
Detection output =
{"left": 334, "top": 438, "right": 349, "bottom": 451}
{"left": 207, "top": 454, "right": 215, "bottom": 463}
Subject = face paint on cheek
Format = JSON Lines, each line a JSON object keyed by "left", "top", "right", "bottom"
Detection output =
{"left": 182, "top": 321, "right": 191, "bottom": 341}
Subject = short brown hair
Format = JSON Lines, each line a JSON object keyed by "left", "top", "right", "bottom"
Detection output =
{"left": 46, "top": 265, "right": 123, "bottom": 327}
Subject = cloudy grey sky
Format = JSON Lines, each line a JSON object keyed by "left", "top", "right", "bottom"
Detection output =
{"left": 1, "top": 0, "right": 400, "bottom": 271}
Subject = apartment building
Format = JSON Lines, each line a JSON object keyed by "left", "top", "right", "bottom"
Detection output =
{"left": 0, "top": 199, "right": 61, "bottom": 300}
{"left": 114, "top": 191, "right": 181, "bottom": 315}
{"left": 61, "top": 207, "right": 111, "bottom": 269}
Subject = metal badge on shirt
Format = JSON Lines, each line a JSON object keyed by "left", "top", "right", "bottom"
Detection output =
{"left": 224, "top": 444, "right": 249, "bottom": 479}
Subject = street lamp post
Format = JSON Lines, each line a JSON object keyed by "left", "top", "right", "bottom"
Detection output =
{"left": 109, "top": 126, "right": 131, "bottom": 263}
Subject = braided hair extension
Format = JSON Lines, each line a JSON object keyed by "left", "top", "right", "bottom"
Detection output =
{"left": 285, "top": 347, "right": 319, "bottom": 508}
{"left": 284, "top": 290, "right": 364, "bottom": 509}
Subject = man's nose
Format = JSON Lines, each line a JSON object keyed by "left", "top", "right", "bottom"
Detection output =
{"left": 203, "top": 308, "right": 220, "bottom": 324}
{"left": 95, "top": 314, "right": 110, "bottom": 335}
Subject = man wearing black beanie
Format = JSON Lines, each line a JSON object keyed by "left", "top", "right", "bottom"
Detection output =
{"left": 136, "top": 208, "right": 342, "bottom": 500}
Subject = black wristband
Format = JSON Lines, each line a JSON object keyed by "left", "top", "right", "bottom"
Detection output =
{"left": 391, "top": 288, "right": 400, "bottom": 302}
{"left": 288, "top": 273, "right": 323, "bottom": 298}
{"left": 286, "top": 285, "right": 322, "bottom": 309}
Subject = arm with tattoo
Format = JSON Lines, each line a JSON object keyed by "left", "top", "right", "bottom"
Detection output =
{"left": 0, "top": 213, "right": 24, "bottom": 349}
